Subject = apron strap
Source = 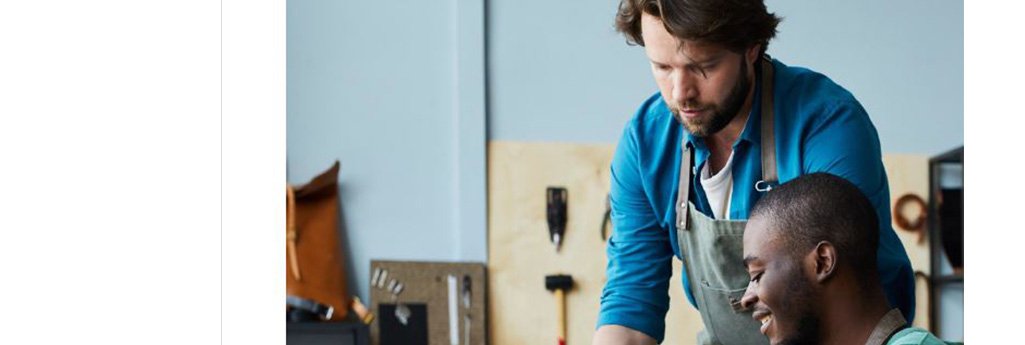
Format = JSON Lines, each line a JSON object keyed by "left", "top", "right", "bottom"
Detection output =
{"left": 865, "top": 309, "right": 909, "bottom": 345}
{"left": 677, "top": 144, "right": 693, "bottom": 230}
{"left": 757, "top": 57, "right": 778, "bottom": 191}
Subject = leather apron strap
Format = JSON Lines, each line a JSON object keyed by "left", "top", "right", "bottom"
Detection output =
{"left": 758, "top": 56, "right": 778, "bottom": 191}
{"left": 865, "top": 309, "right": 909, "bottom": 345}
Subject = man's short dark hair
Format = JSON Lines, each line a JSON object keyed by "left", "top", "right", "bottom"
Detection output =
{"left": 750, "top": 173, "right": 880, "bottom": 285}
{"left": 614, "top": 0, "right": 782, "bottom": 56}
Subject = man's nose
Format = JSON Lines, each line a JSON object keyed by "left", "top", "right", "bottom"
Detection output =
{"left": 740, "top": 282, "right": 758, "bottom": 310}
{"left": 671, "top": 70, "right": 697, "bottom": 103}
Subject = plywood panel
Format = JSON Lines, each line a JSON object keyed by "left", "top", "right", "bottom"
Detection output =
{"left": 487, "top": 141, "right": 931, "bottom": 344}
{"left": 487, "top": 141, "right": 703, "bottom": 345}
{"left": 882, "top": 154, "right": 932, "bottom": 329}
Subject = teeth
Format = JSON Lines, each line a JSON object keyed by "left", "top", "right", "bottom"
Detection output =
{"left": 759, "top": 315, "right": 772, "bottom": 325}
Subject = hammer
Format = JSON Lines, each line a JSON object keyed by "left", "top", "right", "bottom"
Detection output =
{"left": 545, "top": 274, "right": 573, "bottom": 345}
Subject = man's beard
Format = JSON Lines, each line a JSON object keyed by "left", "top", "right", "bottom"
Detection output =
{"left": 778, "top": 314, "right": 821, "bottom": 345}
{"left": 672, "top": 59, "right": 752, "bottom": 137}
{"left": 777, "top": 264, "right": 823, "bottom": 345}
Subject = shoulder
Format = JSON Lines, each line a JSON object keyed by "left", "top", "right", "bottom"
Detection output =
{"left": 619, "top": 92, "right": 677, "bottom": 148}
{"left": 624, "top": 92, "right": 674, "bottom": 135}
{"left": 886, "top": 327, "right": 947, "bottom": 345}
{"left": 773, "top": 59, "right": 861, "bottom": 110}
{"left": 772, "top": 59, "right": 871, "bottom": 129}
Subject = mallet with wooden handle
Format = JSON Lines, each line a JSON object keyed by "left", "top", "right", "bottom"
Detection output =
{"left": 545, "top": 274, "right": 574, "bottom": 345}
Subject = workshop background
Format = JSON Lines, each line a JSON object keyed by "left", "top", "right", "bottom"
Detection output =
{"left": 286, "top": 0, "right": 963, "bottom": 344}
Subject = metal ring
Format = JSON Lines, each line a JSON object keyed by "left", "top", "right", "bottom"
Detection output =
{"left": 754, "top": 180, "right": 775, "bottom": 192}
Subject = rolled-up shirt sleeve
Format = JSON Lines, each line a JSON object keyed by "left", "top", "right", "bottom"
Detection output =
{"left": 596, "top": 118, "right": 674, "bottom": 343}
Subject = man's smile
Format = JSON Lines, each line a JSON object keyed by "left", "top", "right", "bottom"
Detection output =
{"left": 752, "top": 308, "right": 773, "bottom": 336}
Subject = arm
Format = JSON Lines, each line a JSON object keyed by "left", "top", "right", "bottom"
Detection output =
{"left": 594, "top": 119, "right": 674, "bottom": 344}
{"left": 801, "top": 100, "right": 916, "bottom": 321}
{"left": 593, "top": 325, "right": 657, "bottom": 345}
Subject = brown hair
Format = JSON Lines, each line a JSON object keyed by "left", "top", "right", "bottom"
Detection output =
{"left": 614, "top": 0, "right": 781, "bottom": 56}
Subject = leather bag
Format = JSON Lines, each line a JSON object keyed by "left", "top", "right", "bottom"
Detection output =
{"left": 286, "top": 161, "right": 349, "bottom": 320}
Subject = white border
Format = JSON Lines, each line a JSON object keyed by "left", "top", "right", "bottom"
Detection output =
{"left": 223, "top": 0, "right": 286, "bottom": 344}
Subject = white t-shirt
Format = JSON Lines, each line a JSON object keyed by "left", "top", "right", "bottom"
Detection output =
{"left": 700, "top": 151, "right": 735, "bottom": 220}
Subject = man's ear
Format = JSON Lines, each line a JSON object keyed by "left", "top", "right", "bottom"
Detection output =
{"left": 745, "top": 44, "right": 761, "bottom": 65}
{"left": 807, "top": 241, "right": 837, "bottom": 283}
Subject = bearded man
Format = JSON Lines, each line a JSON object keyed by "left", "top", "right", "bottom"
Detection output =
{"left": 594, "top": 1, "right": 914, "bottom": 344}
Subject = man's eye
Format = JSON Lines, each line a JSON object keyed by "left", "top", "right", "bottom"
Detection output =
{"left": 689, "top": 65, "right": 708, "bottom": 78}
{"left": 750, "top": 272, "right": 763, "bottom": 283}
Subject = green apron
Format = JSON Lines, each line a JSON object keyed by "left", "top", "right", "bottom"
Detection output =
{"left": 673, "top": 58, "right": 777, "bottom": 345}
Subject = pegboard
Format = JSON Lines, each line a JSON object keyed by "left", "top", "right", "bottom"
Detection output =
{"left": 369, "top": 260, "right": 486, "bottom": 345}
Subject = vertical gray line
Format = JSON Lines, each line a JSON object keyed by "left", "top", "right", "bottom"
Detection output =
{"left": 219, "top": 0, "right": 223, "bottom": 343}
{"left": 219, "top": 0, "right": 224, "bottom": 343}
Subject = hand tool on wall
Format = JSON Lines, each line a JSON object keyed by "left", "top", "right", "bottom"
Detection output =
{"left": 546, "top": 187, "right": 568, "bottom": 251}
{"left": 462, "top": 275, "right": 472, "bottom": 345}
{"left": 392, "top": 279, "right": 411, "bottom": 325}
{"left": 350, "top": 296, "right": 376, "bottom": 324}
{"left": 448, "top": 275, "right": 460, "bottom": 345}
{"left": 600, "top": 193, "right": 612, "bottom": 241}
{"left": 371, "top": 267, "right": 383, "bottom": 287}
{"left": 545, "top": 274, "right": 574, "bottom": 345}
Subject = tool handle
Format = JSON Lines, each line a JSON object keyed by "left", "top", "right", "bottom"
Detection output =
{"left": 555, "top": 289, "right": 565, "bottom": 345}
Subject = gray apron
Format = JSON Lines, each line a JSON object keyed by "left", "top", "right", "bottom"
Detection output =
{"left": 674, "top": 58, "right": 777, "bottom": 345}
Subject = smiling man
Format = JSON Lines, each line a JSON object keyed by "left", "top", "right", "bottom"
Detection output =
{"left": 740, "top": 173, "right": 942, "bottom": 345}
{"left": 594, "top": 0, "right": 914, "bottom": 344}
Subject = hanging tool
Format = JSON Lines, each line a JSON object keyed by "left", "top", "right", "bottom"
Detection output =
{"left": 546, "top": 187, "right": 568, "bottom": 251}
{"left": 448, "top": 275, "right": 460, "bottom": 345}
{"left": 350, "top": 296, "right": 375, "bottom": 325}
{"left": 600, "top": 193, "right": 612, "bottom": 241}
{"left": 462, "top": 275, "right": 472, "bottom": 345}
{"left": 391, "top": 278, "right": 411, "bottom": 325}
{"left": 545, "top": 274, "right": 574, "bottom": 345}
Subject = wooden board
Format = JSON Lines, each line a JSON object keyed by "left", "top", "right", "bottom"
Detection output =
{"left": 369, "top": 260, "right": 486, "bottom": 345}
{"left": 487, "top": 141, "right": 932, "bottom": 344}
{"left": 486, "top": 141, "right": 702, "bottom": 345}
{"left": 881, "top": 154, "right": 932, "bottom": 330}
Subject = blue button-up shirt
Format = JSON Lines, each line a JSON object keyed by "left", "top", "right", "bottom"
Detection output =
{"left": 597, "top": 58, "right": 915, "bottom": 343}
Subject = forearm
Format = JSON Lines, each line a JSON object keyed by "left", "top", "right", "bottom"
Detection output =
{"left": 593, "top": 325, "right": 658, "bottom": 345}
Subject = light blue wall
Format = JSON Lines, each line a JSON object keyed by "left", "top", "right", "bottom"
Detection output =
{"left": 487, "top": 0, "right": 964, "bottom": 155}
{"left": 488, "top": 0, "right": 652, "bottom": 144}
{"left": 766, "top": 1, "right": 963, "bottom": 155}
{"left": 287, "top": 0, "right": 486, "bottom": 303}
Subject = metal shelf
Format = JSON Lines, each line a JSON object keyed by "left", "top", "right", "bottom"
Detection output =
{"left": 928, "top": 146, "right": 963, "bottom": 164}
{"left": 932, "top": 274, "right": 963, "bottom": 284}
{"left": 926, "top": 145, "right": 963, "bottom": 337}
